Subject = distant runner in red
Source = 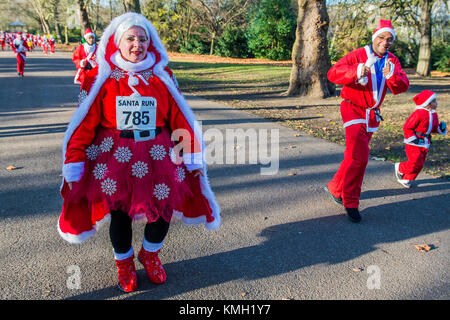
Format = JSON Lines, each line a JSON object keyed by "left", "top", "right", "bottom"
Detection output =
{"left": 72, "top": 28, "right": 97, "bottom": 86}
{"left": 0, "top": 31, "right": 6, "bottom": 51}
{"left": 324, "top": 20, "right": 409, "bottom": 222}
{"left": 12, "top": 32, "right": 29, "bottom": 77}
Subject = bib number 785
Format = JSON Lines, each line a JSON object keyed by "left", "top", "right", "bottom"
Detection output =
{"left": 123, "top": 110, "right": 150, "bottom": 126}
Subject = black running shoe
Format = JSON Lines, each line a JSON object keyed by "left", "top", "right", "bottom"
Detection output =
{"left": 324, "top": 185, "right": 343, "bottom": 206}
{"left": 345, "top": 207, "right": 361, "bottom": 223}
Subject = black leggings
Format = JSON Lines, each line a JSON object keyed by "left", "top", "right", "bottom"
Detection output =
{"left": 109, "top": 209, "right": 170, "bottom": 254}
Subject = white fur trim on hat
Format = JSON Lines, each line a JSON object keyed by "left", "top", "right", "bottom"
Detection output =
{"left": 113, "top": 16, "right": 151, "bottom": 46}
{"left": 372, "top": 27, "right": 396, "bottom": 42}
{"left": 84, "top": 33, "right": 95, "bottom": 40}
{"left": 415, "top": 93, "right": 436, "bottom": 109}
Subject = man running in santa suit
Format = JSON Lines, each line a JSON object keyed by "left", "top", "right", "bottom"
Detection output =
{"left": 12, "top": 32, "right": 30, "bottom": 77}
{"left": 324, "top": 20, "right": 410, "bottom": 222}
{"left": 72, "top": 28, "right": 97, "bottom": 86}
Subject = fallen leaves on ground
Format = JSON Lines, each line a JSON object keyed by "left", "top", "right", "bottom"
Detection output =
{"left": 6, "top": 165, "right": 18, "bottom": 170}
{"left": 414, "top": 244, "right": 434, "bottom": 252}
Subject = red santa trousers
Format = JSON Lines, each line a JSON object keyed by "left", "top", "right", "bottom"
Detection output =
{"left": 327, "top": 123, "right": 373, "bottom": 208}
{"left": 399, "top": 144, "right": 428, "bottom": 181}
{"left": 16, "top": 53, "right": 25, "bottom": 75}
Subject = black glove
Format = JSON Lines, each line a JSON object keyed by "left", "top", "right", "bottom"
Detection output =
{"left": 411, "top": 138, "right": 424, "bottom": 145}
{"left": 439, "top": 122, "right": 446, "bottom": 132}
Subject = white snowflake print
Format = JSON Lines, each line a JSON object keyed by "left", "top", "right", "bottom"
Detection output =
{"left": 93, "top": 163, "right": 108, "bottom": 180}
{"left": 131, "top": 161, "right": 149, "bottom": 179}
{"left": 153, "top": 183, "right": 170, "bottom": 200}
{"left": 110, "top": 68, "right": 125, "bottom": 81}
{"left": 140, "top": 70, "right": 153, "bottom": 81}
{"left": 114, "top": 146, "right": 133, "bottom": 163}
{"left": 175, "top": 166, "right": 185, "bottom": 183}
{"left": 149, "top": 145, "right": 167, "bottom": 161}
{"left": 100, "top": 137, "right": 114, "bottom": 153}
{"left": 78, "top": 90, "right": 88, "bottom": 104}
{"left": 86, "top": 144, "right": 100, "bottom": 161}
{"left": 101, "top": 178, "right": 117, "bottom": 196}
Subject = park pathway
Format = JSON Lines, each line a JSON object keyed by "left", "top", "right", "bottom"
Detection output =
{"left": 0, "top": 51, "right": 448, "bottom": 300}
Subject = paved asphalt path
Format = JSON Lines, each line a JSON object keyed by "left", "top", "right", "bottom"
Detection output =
{"left": 0, "top": 51, "right": 449, "bottom": 300}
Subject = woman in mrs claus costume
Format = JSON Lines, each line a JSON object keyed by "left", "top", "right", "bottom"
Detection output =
{"left": 58, "top": 13, "right": 221, "bottom": 292}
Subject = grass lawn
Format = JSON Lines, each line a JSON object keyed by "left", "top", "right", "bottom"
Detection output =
{"left": 168, "top": 59, "right": 449, "bottom": 179}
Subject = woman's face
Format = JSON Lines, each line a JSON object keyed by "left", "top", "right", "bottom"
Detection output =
{"left": 118, "top": 26, "right": 149, "bottom": 63}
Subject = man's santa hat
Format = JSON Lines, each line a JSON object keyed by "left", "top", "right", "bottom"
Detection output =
{"left": 83, "top": 28, "right": 95, "bottom": 40}
{"left": 413, "top": 90, "right": 436, "bottom": 108}
{"left": 372, "top": 20, "right": 396, "bottom": 42}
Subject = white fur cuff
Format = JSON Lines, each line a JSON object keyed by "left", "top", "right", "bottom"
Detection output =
{"left": 62, "top": 162, "right": 85, "bottom": 183}
{"left": 183, "top": 152, "right": 203, "bottom": 171}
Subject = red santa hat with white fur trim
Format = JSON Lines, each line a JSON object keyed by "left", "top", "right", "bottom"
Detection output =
{"left": 413, "top": 90, "right": 436, "bottom": 108}
{"left": 372, "top": 20, "right": 396, "bottom": 42}
{"left": 83, "top": 28, "right": 95, "bottom": 40}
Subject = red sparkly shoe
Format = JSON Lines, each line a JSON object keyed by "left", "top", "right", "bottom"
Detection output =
{"left": 115, "top": 255, "right": 138, "bottom": 292}
{"left": 138, "top": 248, "right": 166, "bottom": 284}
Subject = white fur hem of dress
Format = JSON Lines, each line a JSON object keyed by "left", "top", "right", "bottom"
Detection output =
{"left": 60, "top": 13, "right": 221, "bottom": 238}
{"left": 57, "top": 214, "right": 111, "bottom": 244}
{"left": 57, "top": 207, "right": 220, "bottom": 244}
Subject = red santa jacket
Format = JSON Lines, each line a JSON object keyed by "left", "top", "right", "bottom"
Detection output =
{"left": 328, "top": 45, "right": 409, "bottom": 132}
{"left": 12, "top": 38, "right": 29, "bottom": 59}
{"left": 72, "top": 43, "right": 97, "bottom": 85}
{"left": 403, "top": 107, "right": 446, "bottom": 149}
{"left": 64, "top": 63, "right": 200, "bottom": 181}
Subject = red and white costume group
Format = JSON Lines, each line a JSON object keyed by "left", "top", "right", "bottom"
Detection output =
{"left": 396, "top": 90, "right": 447, "bottom": 184}
{"left": 58, "top": 13, "right": 221, "bottom": 244}
{"left": 326, "top": 20, "right": 410, "bottom": 209}
{"left": 72, "top": 29, "right": 98, "bottom": 86}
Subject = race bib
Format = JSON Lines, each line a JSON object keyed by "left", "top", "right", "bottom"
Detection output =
{"left": 116, "top": 96, "right": 157, "bottom": 130}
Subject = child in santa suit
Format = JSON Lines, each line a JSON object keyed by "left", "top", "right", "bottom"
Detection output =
{"left": 395, "top": 90, "right": 447, "bottom": 187}
{"left": 58, "top": 12, "right": 221, "bottom": 293}
{"left": 324, "top": 20, "right": 409, "bottom": 222}
{"left": 12, "top": 33, "right": 29, "bottom": 76}
{"left": 72, "top": 28, "right": 97, "bottom": 86}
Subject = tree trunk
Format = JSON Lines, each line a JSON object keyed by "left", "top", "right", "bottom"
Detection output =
{"left": 64, "top": 25, "right": 69, "bottom": 45}
{"left": 77, "top": 0, "right": 92, "bottom": 35}
{"left": 124, "top": 0, "right": 141, "bottom": 13}
{"left": 286, "top": 0, "right": 335, "bottom": 98}
{"left": 416, "top": 0, "right": 433, "bottom": 77}
{"left": 210, "top": 31, "right": 216, "bottom": 55}
{"left": 51, "top": 0, "right": 63, "bottom": 43}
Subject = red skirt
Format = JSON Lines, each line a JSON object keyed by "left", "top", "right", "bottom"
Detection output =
{"left": 64, "top": 126, "right": 196, "bottom": 223}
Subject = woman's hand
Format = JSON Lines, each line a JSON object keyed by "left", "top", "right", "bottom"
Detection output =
{"left": 191, "top": 169, "right": 204, "bottom": 177}
{"left": 67, "top": 181, "right": 78, "bottom": 190}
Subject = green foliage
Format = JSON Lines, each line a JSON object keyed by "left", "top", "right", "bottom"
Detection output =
{"left": 216, "top": 26, "right": 252, "bottom": 58}
{"left": 432, "top": 41, "right": 450, "bottom": 72}
{"left": 246, "top": 0, "right": 296, "bottom": 60}
{"left": 389, "top": 39, "right": 418, "bottom": 68}
{"left": 179, "top": 28, "right": 210, "bottom": 55}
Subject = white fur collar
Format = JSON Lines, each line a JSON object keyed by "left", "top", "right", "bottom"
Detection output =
{"left": 110, "top": 51, "right": 155, "bottom": 72}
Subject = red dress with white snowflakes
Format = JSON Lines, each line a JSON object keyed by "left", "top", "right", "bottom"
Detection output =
{"left": 59, "top": 43, "right": 221, "bottom": 243}
{"left": 64, "top": 64, "right": 207, "bottom": 223}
